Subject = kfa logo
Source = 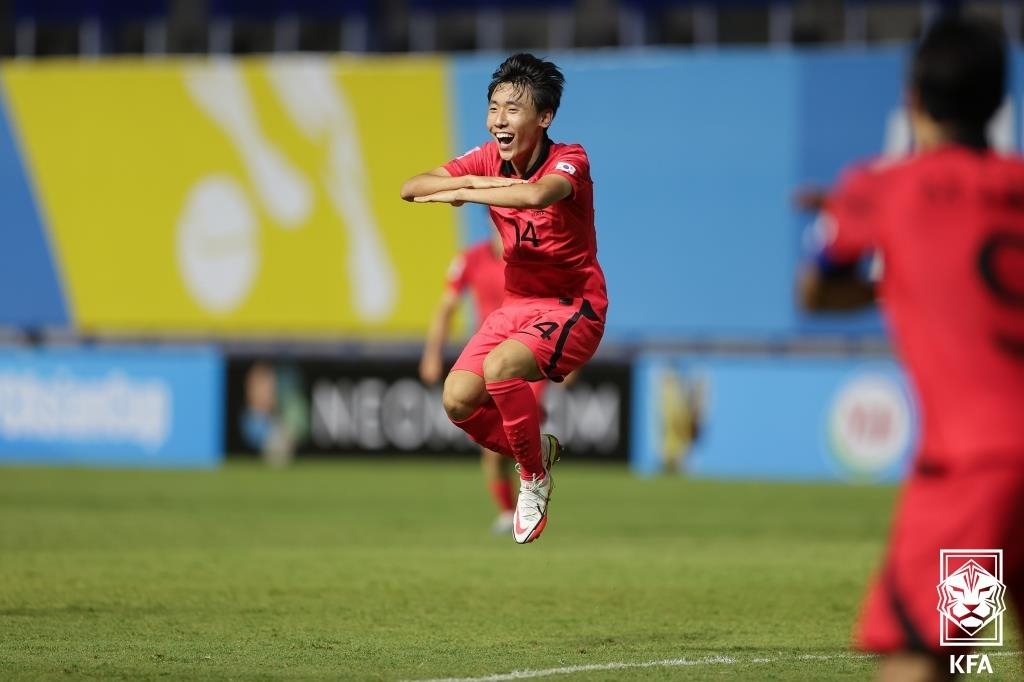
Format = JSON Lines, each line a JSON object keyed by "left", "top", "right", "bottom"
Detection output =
{"left": 937, "top": 549, "right": 1006, "bottom": 647}
{"left": 949, "top": 654, "right": 994, "bottom": 675}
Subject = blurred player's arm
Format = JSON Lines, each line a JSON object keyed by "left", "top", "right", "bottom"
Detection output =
{"left": 794, "top": 173, "right": 880, "bottom": 312}
{"left": 414, "top": 174, "right": 570, "bottom": 210}
{"left": 400, "top": 167, "right": 525, "bottom": 202}
{"left": 420, "top": 289, "right": 460, "bottom": 385}
{"left": 797, "top": 261, "right": 877, "bottom": 312}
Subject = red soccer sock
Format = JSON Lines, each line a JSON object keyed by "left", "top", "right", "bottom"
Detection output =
{"left": 486, "top": 378, "right": 544, "bottom": 479}
{"left": 451, "top": 401, "right": 512, "bottom": 457}
{"left": 489, "top": 480, "right": 515, "bottom": 512}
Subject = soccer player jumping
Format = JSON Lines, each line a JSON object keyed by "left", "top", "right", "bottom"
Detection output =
{"left": 798, "top": 15, "right": 1024, "bottom": 682}
{"left": 420, "top": 230, "right": 549, "bottom": 536}
{"left": 401, "top": 54, "right": 607, "bottom": 544}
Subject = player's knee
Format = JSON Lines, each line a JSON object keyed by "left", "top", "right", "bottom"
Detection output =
{"left": 442, "top": 374, "right": 484, "bottom": 421}
{"left": 482, "top": 348, "right": 522, "bottom": 382}
{"left": 441, "top": 389, "right": 473, "bottom": 421}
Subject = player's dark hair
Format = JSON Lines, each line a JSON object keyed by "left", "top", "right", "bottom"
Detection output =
{"left": 488, "top": 53, "right": 565, "bottom": 116}
{"left": 910, "top": 15, "right": 1006, "bottom": 138}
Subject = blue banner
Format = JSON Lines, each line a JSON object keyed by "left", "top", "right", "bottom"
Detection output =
{"left": 453, "top": 52, "right": 803, "bottom": 342}
{"left": 631, "top": 353, "right": 918, "bottom": 482}
{"left": 0, "top": 347, "right": 223, "bottom": 467}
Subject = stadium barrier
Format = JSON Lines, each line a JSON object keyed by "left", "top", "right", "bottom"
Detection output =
{"left": 8, "top": 49, "right": 1024, "bottom": 340}
{"left": 630, "top": 353, "right": 918, "bottom": 482}
{"left": 0, "top": 346, "right": 224, "bottom": 467}
{"left": 0, "top": 47, "right": 956, "bottom": 341}
{"left": 224, "top": 354, "right": 632, "bottom": 462}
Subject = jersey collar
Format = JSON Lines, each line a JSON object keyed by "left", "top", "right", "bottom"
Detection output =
{"left": 500, "top": 134, "right": 552, "bottom": 180}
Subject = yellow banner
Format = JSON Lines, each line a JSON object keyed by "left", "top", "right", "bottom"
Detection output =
{"left": 2, "top": 57, "right": 458, "bottom": 336}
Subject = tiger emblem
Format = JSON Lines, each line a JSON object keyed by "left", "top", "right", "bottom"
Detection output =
{"left": 937, "top": 559, "right": 1006, "bottom": 636}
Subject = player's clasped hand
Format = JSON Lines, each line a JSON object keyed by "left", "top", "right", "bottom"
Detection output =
{"left": 414, "top": 189, "right": 465, "bottom": 205}
{"left": 467, "top": 175, "right": 528, "bottom": 189}
{"left": 413, "top": 176, "right": 527, "bottom": 205}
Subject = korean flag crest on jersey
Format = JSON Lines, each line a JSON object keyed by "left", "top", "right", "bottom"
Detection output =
{"left": 555, "top": 161, "right": 577, "bottom": 175}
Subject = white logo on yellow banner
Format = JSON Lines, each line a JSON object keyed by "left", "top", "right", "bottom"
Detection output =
{"left": 2, "top": 56, "right": 459, "bottom": 335}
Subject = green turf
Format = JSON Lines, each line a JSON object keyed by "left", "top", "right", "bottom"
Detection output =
{"left": 0, "top": 460, "right": 1017, "bottom": 680}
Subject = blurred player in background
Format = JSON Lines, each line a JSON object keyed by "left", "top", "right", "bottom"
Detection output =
{"left": 797, "top": 15, "right": 1024, "bottom": 681}
{"left": 401, "top": 53, "right": 607, "bottom": 544}
{"left": 420, "top": 230, "right": 546, "bottom": 535}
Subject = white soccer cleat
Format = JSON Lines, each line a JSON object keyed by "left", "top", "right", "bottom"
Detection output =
{"left": 512, "top": 434, "right": 562, "bottom": 544}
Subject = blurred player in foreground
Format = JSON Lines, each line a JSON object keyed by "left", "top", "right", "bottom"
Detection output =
{"left": 402, "top": 54, "right": 607, "bottom": 544}
{"left": 419, "top": 231, "right": 545, "bottom": 535}
{"left": 797, "top": 15, "right": 1024, "bottom": 682}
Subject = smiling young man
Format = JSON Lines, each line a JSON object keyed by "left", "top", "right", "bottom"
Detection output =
{"left": 401, "top": 53, "right": 607, "bottom": 544}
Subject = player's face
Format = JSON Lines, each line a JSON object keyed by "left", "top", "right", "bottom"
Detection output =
{"left": 487, "top": 82, "right": 553, "bottom": 164}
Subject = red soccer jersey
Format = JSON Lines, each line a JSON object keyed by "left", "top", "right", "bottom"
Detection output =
{"left": 824, "top": 146, "right": 1024, "bottom": 464}
{"left": 446, "top": 240, "right": 506, "bottom": 324}
{"left": 443, "top": 139, "right": 608, "bottom": 318}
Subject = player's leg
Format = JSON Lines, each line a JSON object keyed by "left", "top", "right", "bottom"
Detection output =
{"left": 443, "top": 370, "right": 512, "bottom": 455}
{"left": 874, "top": 654, "right": 948, "bottom": 682}
{"left": 531, "top": 377, "right": 548, "bottom": 419}
{"left": 482, "top": 338, "right": 557, "bottom": 543}
{"left": 856, "top": 461, "right": 1024, "bottom": 680}
{"left": 857, "top": 472, "right": 957, "bottom": 681}
{"left": 482, "top": 338, "right": 545, "bottom": 475}
{"left": 481, "top": 446, "right": 515, "bottom": 534}
{"left": 443, "top": 314, "right": 517, "bottom": 457}
{"left": 487, "top": 298, "right": 604, "bottom": 543}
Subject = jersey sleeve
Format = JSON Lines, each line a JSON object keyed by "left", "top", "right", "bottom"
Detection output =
{"left": 445, "top": 252, "right": 470, "bottom": 295}
{"left": 821, "top": 163, "right": 885, "bottom": 264}
{"left": 544, "top": 145, "right": 590, "bottom": 198}
{"left": 443, "top": 144, "right": 489, "bottom": 177}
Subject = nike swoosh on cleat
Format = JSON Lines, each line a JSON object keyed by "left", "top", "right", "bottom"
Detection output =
{"left": 514, "top": 506, "right": 544, "bottom": 540}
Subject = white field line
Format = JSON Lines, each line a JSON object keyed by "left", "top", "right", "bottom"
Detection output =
{"left": 403, "top": 651, "right": 1022, "bottom": 682}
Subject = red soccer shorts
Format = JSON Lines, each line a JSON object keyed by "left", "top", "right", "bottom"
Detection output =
{"left": 855, "top": 458, "right": 1024, "bottom": 654}
{"left": 452, "top": 296, "right": 604, "bottom": 382}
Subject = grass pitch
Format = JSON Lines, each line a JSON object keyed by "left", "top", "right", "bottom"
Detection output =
{"left": 0, "top": 460, "right": 1018, "bottom": 680}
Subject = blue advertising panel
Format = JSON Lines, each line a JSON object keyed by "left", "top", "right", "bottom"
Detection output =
{"left": 632, "top": 353, "right": 918, "bottom": 482}
{"left": 0, "top": 347, "right": 223, "bottom": 467}
{"left": 0, "top": 88, "right": 68, "bottom": 328}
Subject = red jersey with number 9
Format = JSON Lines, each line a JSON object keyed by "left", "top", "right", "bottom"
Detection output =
{"left": 444, "top": 138, "right": 608, "bottom": 319}
{"left": 824, "top": 146, "right": 1024, "bottom": 465}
